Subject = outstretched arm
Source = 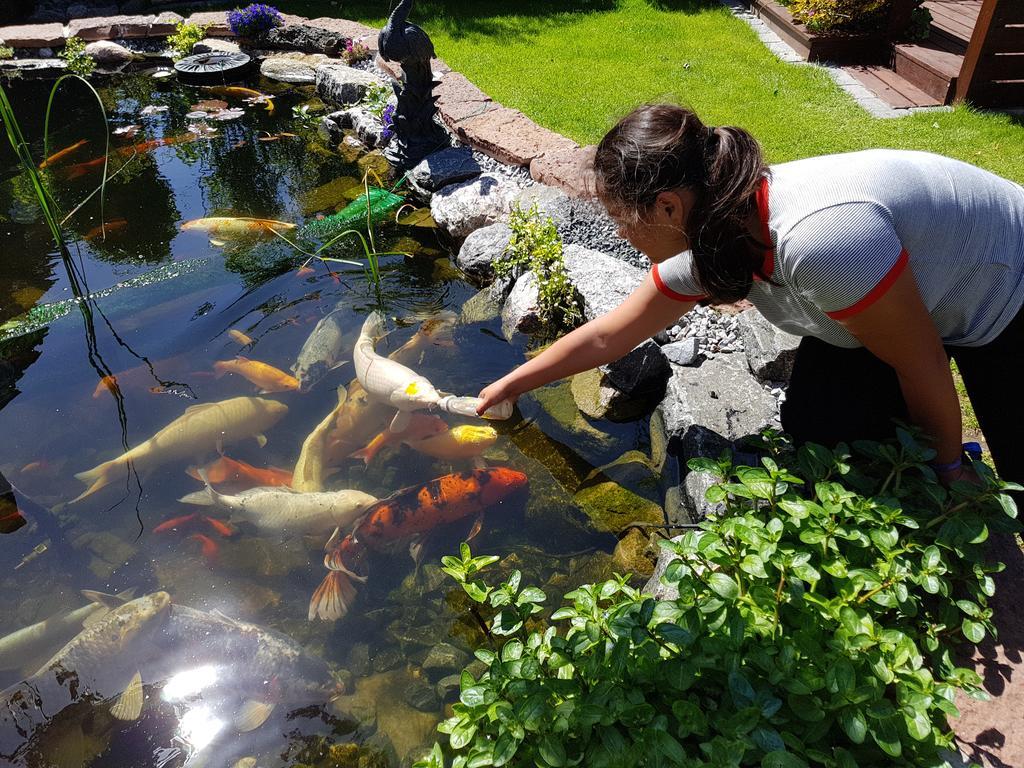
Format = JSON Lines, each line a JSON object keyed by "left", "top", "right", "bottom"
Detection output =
{"left": 477, "top": 273, "right": 697, "bottom": 412}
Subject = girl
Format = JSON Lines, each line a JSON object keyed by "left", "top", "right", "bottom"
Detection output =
{"left": 477, "top": 104, "right": 1024, "bottom": 487}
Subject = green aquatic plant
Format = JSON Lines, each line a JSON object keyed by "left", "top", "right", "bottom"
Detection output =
{"left": 419, "top": 429, "right": 1020, "bottom": 768}
{"left": 291, "top": 103, "right": 319, "bottom": 126}
{"left": 59, "top": 37, "right": 96, "bottom": 77}
{"left": 494, "top": 202, "right": 583, "bottom": 332}
{"left": 0, "top": 45, "right": 14, "bottom": 60}
{"left": 358, "top": 81, "right": 394, "bottom": 120}
{"left": 167, "top": 21, "right": 211, "bottom": 60}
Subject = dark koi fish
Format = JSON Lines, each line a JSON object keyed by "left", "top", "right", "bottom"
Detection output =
{"left": 308, "top": 467, "right": 528, "bottom": 621}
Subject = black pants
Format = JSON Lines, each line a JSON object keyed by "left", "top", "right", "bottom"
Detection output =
{"left": 780, "top": 305, "right": 1024, "bottom": 487}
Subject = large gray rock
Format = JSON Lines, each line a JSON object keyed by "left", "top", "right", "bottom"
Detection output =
{"left": 657, "top": 354, "right": 778, "bottom": 522}
{"left": 500, "top": 272, "right": 541, "bottom": 340}
{"left": 348, "top": 107, "right": 385, "bottom": 149}
{"left": 562, "top": 244, "right": 644, "bottom": 321}
{"left": 662, "top": 338, "right": 700, "bottom": 366}
{"left": 84, "top": 40, "right": 135, "bottom": 66}
{"left": 459, "top": 285, "right": 503, "bottom": 325}
{"left": 259, "top": 53, "right": 328, "bottom": 84}
{"left": 422, "top": 642, "right": 470, "bottom": 676}
{"left": 601, "top": 339, "right": 669, "bottom": 397}
{"left": 430, "top": 174, "right": 517, "bottom": 239}
{"left": 315, "top": 63, "right": 382, "bottom": 106}
{"left": 456, "top": 222, "right": 511, "bottom": 282}
{"left": 257, "top": 23, "right": 346, "bottom": 55}
{"left": 192, "top": 38, "right": 240, "bottom": 55}
{"left": 410, "top": 146, "right": 482, "bottom": 194}
{"left": 736, "top": 308, "right": 801, "bottom": 383}
{"left": 318, "top": 110, "right": 345, "bottom": 145}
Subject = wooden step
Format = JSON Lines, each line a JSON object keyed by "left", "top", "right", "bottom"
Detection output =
{"left": 923, "top": 0, "right": 979, "bottom": 52}
{"left": 845, "top": 64, "right": 944, "bottom": 108}
{"left": 892, "top": 41, "right": 964, "bottom": 103}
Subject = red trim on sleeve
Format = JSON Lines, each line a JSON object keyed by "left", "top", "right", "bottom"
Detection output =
{"left": 826, "top": 248, "right": 910, "bottom": 321}
{"left": 652, "top": 264, "right": 705, "bottom": 303}
{"left": 756, "top": 177, "right": 775, "bottom": 279}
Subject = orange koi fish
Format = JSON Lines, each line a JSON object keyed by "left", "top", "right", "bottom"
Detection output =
{"left": 206, "top": 86, "right": 274, "bottom": 112}
{"left": 154, "top": 513, "right": 198, "bottom": 533}
{"left": 83, "top": 219, "right": 128, "bottom": 241}
{"left": 62, "top": 156, "right": 108, "bottom": 180}
{"left": 116, "top": 133, "right": 201, "bottom": 157}
{"left": 38, "top": 138, "right": 89, "bottom": 169}
{"left": 213, "top": 356, "right": 300, "bottom": 393}
{"left": 228, "top": 329, "right": 254, "bottom": 345}
{"left": 186, "top": 455, "right": 293, "bottom": 490}
{"left": 350, "top": 413, "right": 448, "bottom": 465}
{"left": 309, "top": 467, "right": 528, "bottom": 621}
{"left": 202, "top": 516, "right": 235, "bottom": 537}
{"left": 190, "top": 533, "right": 219, "bottom": 564}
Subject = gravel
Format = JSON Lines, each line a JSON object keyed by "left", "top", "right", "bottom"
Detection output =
{"left": 665, "top": 304, "right": 744, "bottom": 355}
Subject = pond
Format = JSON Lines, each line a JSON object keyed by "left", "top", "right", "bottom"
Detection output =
{"left": 0, "top": 72, "right": 666, "bottom": 766}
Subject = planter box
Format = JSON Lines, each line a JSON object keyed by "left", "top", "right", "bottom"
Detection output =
{"left": 748, "top": 0, "right": 888, "bottom": 63}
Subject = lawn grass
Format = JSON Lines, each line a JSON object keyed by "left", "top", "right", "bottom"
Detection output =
{"left": 258, "top": 0, "right": 1024, "bottom": 182}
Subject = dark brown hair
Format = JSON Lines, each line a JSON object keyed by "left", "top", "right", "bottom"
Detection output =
{"left": 593, "top": 104, "right": 769, "bottom": 303}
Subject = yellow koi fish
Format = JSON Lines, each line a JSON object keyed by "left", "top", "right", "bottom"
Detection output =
{"left": 72, "top": 397, "right": 287, "bottom": 503}
{"left": 213, "top": 357, "right": 299, "bottom": 393}
{"left": 228, "top": 329, "right": 254, "bottom": 345}
{"left": 406, "top": 424, "right": 498, "bottom": 460}
{"left": 206, "top": 86, "right": 274, "bottom": 112}
{"left": 38, "top": 138, "right": 89, "bottom": 169}
{"left": 180, "top": 217, "right": 296, "bottom": 237}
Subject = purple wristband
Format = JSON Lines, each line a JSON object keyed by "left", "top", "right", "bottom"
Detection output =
{"left": 929, "top": 456, "right": 963, "bottom": 473}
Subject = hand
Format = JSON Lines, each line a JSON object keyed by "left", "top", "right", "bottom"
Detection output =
{"left": 477, "top": 377, "right": 519, "bottom": 416}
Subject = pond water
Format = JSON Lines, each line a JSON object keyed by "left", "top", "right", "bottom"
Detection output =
{"left": 0, "top": 73, "right": 664, "bottom": 767}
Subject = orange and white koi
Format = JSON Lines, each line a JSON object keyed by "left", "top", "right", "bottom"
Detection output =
{"left": 350, "top": 413, "right": 448, "bottom": 465}
{"left": 213, "top": 356, "right": 299, "bottom": 393}
{"left": 186, "top": 455, "right": 293, "bottom": 490}
{"left": 308, "top": 467, "right": 528, "bottom": 621}
{"left": 38, "top": 138, "right": 89, "bottom": 169}
{"left": 180, "top": 217, "right": 296, "bottom": 237}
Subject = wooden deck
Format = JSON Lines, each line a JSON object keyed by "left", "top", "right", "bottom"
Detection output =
{"left": 923, "top": 0, "right": 982, "bottom": 49}
{"left": 845, "top": 64, "right": 944, "bottom": 107}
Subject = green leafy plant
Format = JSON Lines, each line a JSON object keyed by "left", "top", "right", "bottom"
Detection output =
{"left": 357, "top": 81, "right": 394, "bottom": 120}
{"left": 907, "top": 4, "right": 933, "bottom": 41}
{"left": 292, "top": 104, "right": 319, "bottom": 125}
{"left": 59, "top": 37, "right": 96, "bottom": 77}
{"left": 0, "top": 44, "right": 14, "bottom": 60}
{"left": 494, "top": 203, "right": 583, "bottom": 332}
{"left": 167, "top": 21, "right": 210, "bottom": 60}
{"left": 418, "top": 429, "right": 1020, "bottom": 768}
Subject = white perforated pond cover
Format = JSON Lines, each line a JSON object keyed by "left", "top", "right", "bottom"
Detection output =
{"left": 173, "top": 52, "right": 252, "bottom": 84}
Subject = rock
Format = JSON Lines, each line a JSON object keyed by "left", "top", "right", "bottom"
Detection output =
{"left": 460, "top": 285, "right": 503, "bottom": 325}
{"left": 570, "top": 368, "right": 653, "bottom": 422}
{"left": 151, "top": 11, "right": 185, "bottom": 36}
{"left": 662, "top": 338, "right": 700, "bottom": 366}
{"left": 530, "top": 144, "right": 597, "bottom": 198}
{"left": 372, "top": 647, "right": 404, "bottom": 673}
{"left": 318, "top": 111, "right": 345, "bottom": 145}
{"left": 73, "top": 530, "right": 135, "bottom": 580}
{"left": 306, "top": 16, "right": 379, "bottom": 48}
{"left": 409, "top": 146, "right": 482, "bottom": 194}
{"left": 185, "top": 11, "right": 232, "bottom": 37}
{"left": 357, "top": 150, "right": 390, "bottom": 179}
{"left": 84, "top": 40, "right": 135, "bottom": 66}
{"left": 430, "top": 174, "right": 517, "bottom": 239}
{"left": 574, "top": 476, "right": 663, "bottom": 534}
{"left": 643, "top": 535, "right": 684, "bottom": 600}
{"left": 259, "top": 52, "right": 327, "bottom": 84}
{"left": 613, "top": 527, "right": 656, "bottom": 578}
{"left": 67, "top": 15, "right": 156, "bottom": 40}
{"left": 530, "top": 380, "right": 617, "bottom": 456}
{"left": 192, "top": 37, "right": 240, "bottom": 54}
{"left": 0, "top": 58, "right": 67, "bottom": 76}
{"left": 561, "top": 244, "right": 644, "bottom": 320}
{"left": 347, "top": 107, "right": 385, "bottom": 149}
{"left": 436, "top": 674, "right": 461, "bottom": 702}
{"left": 657, "top": 355, "right": 779, "bottom": 522}
{"left": 404, "top": 678, "right": 440, "bottom": 713}
{"left": 602, "top": 339, "right": 669, "bottom": 398}
{"left": 421, "top": 643, "right": 470, "bottom": 676}
{"left": 257, "top": 23, "right": 346, "bottom": 55}
{"left": 0, "top": 23, "right": 64, "bottom": 48}
{"left": 217, "top": 537, "right": 308, "bottom": 577}
{"left": 348, "top": 642, "right": 371, "bottom": 677}
{"left": 456, "top": 222, "right": 511, "bottom": 282}
{"left": 433, "top": 71, "right": 495, "bottom": 129}
{"left": 450, "top": 105, "right": 577, "bottom": 167}
{"left": 315, "top": 63, "right": 382, "bottom": 106}
{"left": 501, "top": 272, "right": 541, "bottom": 340}
{"left": 736, "top": 308, "right": 801, "bottom": 383}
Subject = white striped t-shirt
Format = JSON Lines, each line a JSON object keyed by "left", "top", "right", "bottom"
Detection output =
{"left": 653, "top": 149, "right": 1024, "bottom": 348}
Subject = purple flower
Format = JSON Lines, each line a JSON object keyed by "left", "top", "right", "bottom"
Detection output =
{"left": 227, "top": 4, "right": 283, "bottom": 36}
{"left": 381, "top": 104, "right": 395, "bottom": 141}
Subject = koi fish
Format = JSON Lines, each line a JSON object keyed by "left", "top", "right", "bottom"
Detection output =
{"left": 179, "top": 469, "right": 377, "bottom": 537}
{"left": 62, "top": 156, "right": 108, "bottom": 180}
{"left": 180, "top": 217, "right": 296, "bottom": 237}
{"left": 350, "top": 413, "right": 448, "bottom": 465}
{"left": 38, "top": 138, "right": 89, "bottom": 169}
{"left": 72, "top": 397, "right": 288, "bottom": 503}
{"left": 190, "top": 533, "right": 219, "bottom": 564}
{"left": 206, "top": 86, "right": 274, "bottom": 112}
{"left": 83, "top": 218, "right": 128, "bottom": 241}
{"left": 187, "top": 456, "right": 293, "bottom": 490}
{"left": 292, "top": 385, "right": 348, "bottom": 492}
{"left": 116, "top": 133, "right": 203, "bottom": 157}
{"left": 292, "top": 304, "right": 347, "bottom": 392}
{"left": 308, "top": 467, "right": 528, "bottom": 621}
{"left": 153, "top": 513, "right": 197, "bottom": 533}
{"left": 228, "top": 329, "right": 254, "bottom": 345}
{"left": 213, "top": 356, "right": 300, "bottom": 394}
{"left": 406, "top": 424, "right": 498, "bottom": 461}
